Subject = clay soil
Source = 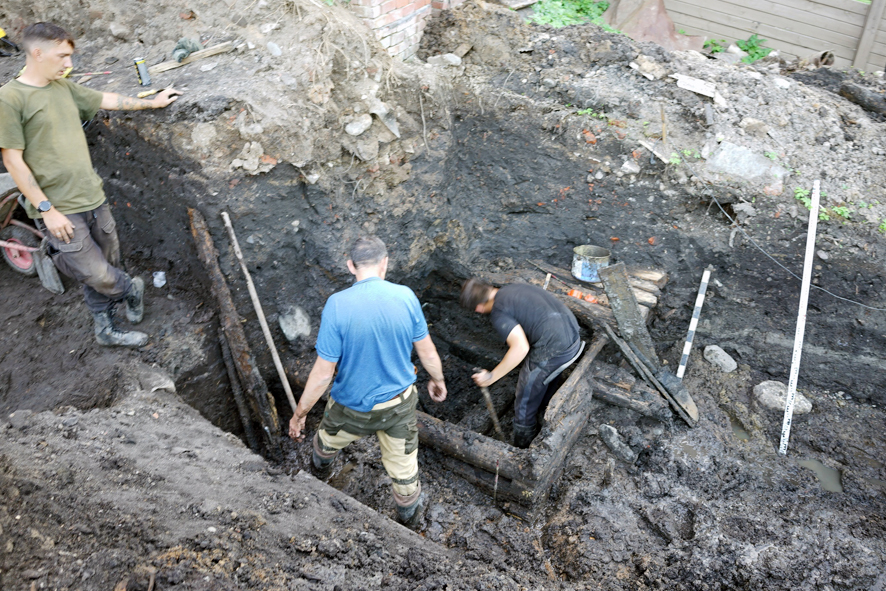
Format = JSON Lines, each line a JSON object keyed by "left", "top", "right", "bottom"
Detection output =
{"left": 1, "top": 0, "right": 885, "bottom": 589}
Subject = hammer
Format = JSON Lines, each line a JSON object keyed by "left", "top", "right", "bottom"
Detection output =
{"left": 473, "top": 368, "right": 505, "bottom": 441}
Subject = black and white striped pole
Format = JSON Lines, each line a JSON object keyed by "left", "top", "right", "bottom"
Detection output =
{"left": 779, "top": 180, "right": 820, "bottom": 456}
{"left": 676, "top": 265, "right": 715, "bottom": 380}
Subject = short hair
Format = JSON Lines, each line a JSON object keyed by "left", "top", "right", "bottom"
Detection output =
{"left": 349, "top": 236, "right": 387, "bottom": 268}
{"left": 22, "top": 23, "right": 75, "bottom": 53}
{"left": 460, "top": 278, "right": 494, "bottom": 310}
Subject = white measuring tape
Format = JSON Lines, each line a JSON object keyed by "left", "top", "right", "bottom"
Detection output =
{"left": 676, "top": 265, "right": 714, "bottom": 380}
{"left": 779, "top": 180, "right": 820, "bottom": 456}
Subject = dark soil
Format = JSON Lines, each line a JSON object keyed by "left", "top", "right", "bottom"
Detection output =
{"left": 1, "top": 0, "right": 885, "bottom": 589}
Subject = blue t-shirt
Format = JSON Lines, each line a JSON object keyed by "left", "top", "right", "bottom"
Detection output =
{"left": 316, "top": 277, "right": 429, "bottom": 411}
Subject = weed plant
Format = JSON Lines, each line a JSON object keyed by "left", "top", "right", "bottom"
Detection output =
{"left": 529, "top": 0, "right": 613, "bottom": 29}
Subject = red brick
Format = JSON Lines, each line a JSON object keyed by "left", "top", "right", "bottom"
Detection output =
{"left": 380, "top": 0, "right": 398, "bottom": 13}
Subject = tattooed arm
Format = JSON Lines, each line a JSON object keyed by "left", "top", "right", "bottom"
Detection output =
{"left": 100, "top": 88, "right": 181, "bottom": 111}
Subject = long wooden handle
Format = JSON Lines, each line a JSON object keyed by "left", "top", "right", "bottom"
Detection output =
{"left": 221, "top": 212, "right": 297, "bottom": 413}
{"left": 481, "top": 386, "right": 505, "bottom": 440}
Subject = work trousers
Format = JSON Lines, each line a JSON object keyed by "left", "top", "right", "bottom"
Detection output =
{"left": 514, "top": 339, "right": 584, "bottom": 429}
{"left": 36, "top": 203, "right": 133, "bottom": 313}
{"left": 315, "top": 384, "right": 421, "bottom": 506}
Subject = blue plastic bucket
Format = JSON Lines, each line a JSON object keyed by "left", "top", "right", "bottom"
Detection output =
{"left": 571, "top": 245, "right": 610, "bottom": 282}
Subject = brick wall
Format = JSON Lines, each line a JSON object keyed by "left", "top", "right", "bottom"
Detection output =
{"left": 348, "top": 0, "right": 467, "bottom": 60}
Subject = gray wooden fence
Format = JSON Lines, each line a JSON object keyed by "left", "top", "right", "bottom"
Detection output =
{"left": 663, "top": 0, "right": 886, "bottom": 72}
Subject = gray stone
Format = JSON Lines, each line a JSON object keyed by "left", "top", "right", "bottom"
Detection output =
{"left": 705, "top": 141, "right": 788, "bottom": 193}
{"left": 541, "top": 78, "right": 557, "bottom": 88}
{"left": 266, "top": 42, "right": 282, "bottom": 57}
{"left": 279, "top": 306, "right": 311, "bottom": 342}
{"left": 732, "top": 202, "right": 757, "bottom": 223}
{"left": 109, "top": 22, "right": 131, "bottom": 41}
{"left": 740, "top": 117, "right": 769, "bottom": 136}
{"left": 345, "top": 114, "right": 373, "bottom": 137}
{"left": 353, "top": 138, "right": 379, "bottom": 161}
{"left": 599, "top": 424, "right": 637, "bottom": 464}
{"left": 817, "top": 250, "right": 829, "bottom": 261}
{"left": 621, "top": 160, "right": 641, "bottom": 174}
{"left": 8, "top": 410, "right": 34, "bottom": 430}
{"left": 753, "top": 380, "right": 812, "bottom": 414}
{"left": 136, "top": 364, "right": 176, "bottom": 393}
{"left": 703, "top": 345, "right": 737, "bottom": 373}
{"left": 714, "top": 52, "right": 742, "bottom": 65}
{"left": 427, "top": 53, "right": 461, "bottom": 67}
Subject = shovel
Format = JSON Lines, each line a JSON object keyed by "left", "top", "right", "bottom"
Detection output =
{"left": 628, "top": 342, "right": 699, "bottom": 424}
{"left": 35, "top": 238, "right": 64, "bottom": 295}
{"left": 473, "top": 367, "right": 505, "bottom": 441}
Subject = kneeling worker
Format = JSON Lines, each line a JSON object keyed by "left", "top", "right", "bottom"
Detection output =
{"left": 289, "top": 236, "right": 447, "bottom": 529}
{"left": 460, "top": 279, "right": 583, "bottom": 448}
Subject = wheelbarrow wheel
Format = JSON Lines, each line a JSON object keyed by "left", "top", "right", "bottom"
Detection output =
{"left": 1, "top": 225, "right": 39, "bottom": 276}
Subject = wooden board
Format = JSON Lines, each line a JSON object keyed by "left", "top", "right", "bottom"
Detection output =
{"left": 148, "top": 42, "right": 234, "bottom": 75}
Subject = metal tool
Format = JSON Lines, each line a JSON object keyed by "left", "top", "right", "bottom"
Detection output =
{"left": 602, "top": 323, "right": 697, "bottom": 427}
{"left": 473, "top": 367, "right": 505, "bottom": 440}
{"left": 628, "top": 341, "right": 699, "bottom": 425}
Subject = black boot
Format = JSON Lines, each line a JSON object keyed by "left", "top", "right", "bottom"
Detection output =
{"left": 124, "top": 276, "right": 145, "bottom": 324}
{"left": 512, "top": 422, "right": 539, "bottom": 449}
{"left": 395, "top": 491, "right": 426, "bottom": 530}
{"left": 93, "top": 309, "right": 148, "bottom": 348}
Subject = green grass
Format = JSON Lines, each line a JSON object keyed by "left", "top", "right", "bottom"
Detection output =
{"left": 529, "top": 0, "right": 611, "bottom": 28}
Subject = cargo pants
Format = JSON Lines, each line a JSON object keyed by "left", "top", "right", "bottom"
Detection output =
{"left": 514, "top": 338, "right": 584, "bottom": 429}
{"left": 313, "top": 384, "right": 421, "bottom": 508}
{"left": 35, "top": 202, "right": 133, "bottom": 313}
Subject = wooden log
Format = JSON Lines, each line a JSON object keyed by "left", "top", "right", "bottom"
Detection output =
{"left": 839, "top": 83, "right": 886, "bottom": 116}
{"left": 626, "top": 268, "right": 668, "bottom": 289}
{"left": 556, "top": 291, "right": 616, "bottom": 326}
{"left": 416, "top": 411, "right": 532, "bottom": 483}
{"left": 218, "top": 328, "right": 261, "bottom": 452}
{"left": 543, "top": 333, "right": 608, "bottom": 427}
{"left": 148, "top": 42, "right": 235, "bottom": 75}
{"left": 527, "top": 392, "right": 596, "bottom": 504}
{"left": 440, "top": 456, "right": 534, "bottom": 511}
{"left": 528, "top": 260, "right": 658, "bottom": 306}
{"left": 593, "top": 380, "right": 671, "bottom": 420}
{"left": 189, "top": 208, "right": 282, "bottom": 459}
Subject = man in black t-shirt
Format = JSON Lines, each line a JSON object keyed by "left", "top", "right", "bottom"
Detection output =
{"left": 460, "top": 279, "right": 583, "bottom": 448}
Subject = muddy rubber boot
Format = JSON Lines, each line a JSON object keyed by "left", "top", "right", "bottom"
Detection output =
{"left": 124, "top": 276, "right": 145, "bottom": 324}
{"left": 93, "top": 309, "right": 148, "bottom": 348}
{"left": 512, "top": 422, "right": 539, "bottom": 449}
{"left": 311, "top": 434, "right": 338, "bottom": 480}
{"left": 395, "top": 491, "right": 426, "bottom": 531}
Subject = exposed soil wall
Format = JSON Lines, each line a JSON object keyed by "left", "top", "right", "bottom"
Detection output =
{"left": 1, "top": 0, "right": 885, "bottom": 589}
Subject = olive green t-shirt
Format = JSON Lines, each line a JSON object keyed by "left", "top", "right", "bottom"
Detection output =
{"left": 0, "top": 78, "right": 105, "bottom": 218}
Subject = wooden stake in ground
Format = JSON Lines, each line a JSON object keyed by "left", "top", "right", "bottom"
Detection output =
{"left": 221, "top": 212, "right": 298, "bottom": 415}
{"left": 779, "top": 180, "right": 821, "bottom": 456}
{"left": 188, "top": 208, "right": 282, "bottom": 458}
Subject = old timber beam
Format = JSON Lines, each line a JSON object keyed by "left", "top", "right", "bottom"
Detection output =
{"left": 189, "top": 208, "right": 282, "bottom": 459}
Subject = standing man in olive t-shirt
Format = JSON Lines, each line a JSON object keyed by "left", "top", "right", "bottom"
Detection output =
{"left": 0, "top": 23, "right": 181, "bottom": 347}
{"left": 460, "top": 279, "right": 583, "bottom": 448}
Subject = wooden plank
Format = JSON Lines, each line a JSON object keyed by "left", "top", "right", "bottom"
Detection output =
{"left": 440, "top": 457, "right": 534, "bottom": 517}
{"left": 667, "top": 0, "right": 860, "bottom": 51}
{"left": 416, "top": 411, "right": 533, "bottom": 483}
{"left": 627, "top": 268, "right": 668, "bottom": 289}
{"left": 703, "top": 0, "right": 865, "bottom": 35}
{"left": 854, "top": 0, "right": 886, "bottom": 68}
{"left": 148, "top": 42, "right": 234, "bottom": 75}
{"left": 593, "top": 380, "right": 672, "bottom": 420}
{"left": 667, "top": 0, "right": 866, "bottom": 29}
{"left": 528, "top": 260, "right": 659, "bottom": 307}
{"left": 667, "top": 11, "right": 854, "bottom": 61}
{"left": 600, "top": 263, "right": 659, "bottom": 366}
{"left": 543, "top": 333, "right": 608, "bottom": 427}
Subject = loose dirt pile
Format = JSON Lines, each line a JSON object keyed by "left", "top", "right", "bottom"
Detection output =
{"left": 1, "top": 0, "right": 885, "bottom": 588}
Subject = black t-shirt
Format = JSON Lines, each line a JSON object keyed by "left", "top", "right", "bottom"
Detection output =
{"left": 490, "top": 283, "right": 580, "bottom": 362}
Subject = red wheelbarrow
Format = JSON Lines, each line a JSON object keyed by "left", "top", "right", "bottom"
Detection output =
{"left": 0, "top": 173, "right": 64, "bottom": 293}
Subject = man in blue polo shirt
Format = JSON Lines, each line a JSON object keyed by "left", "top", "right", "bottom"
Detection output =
{"left": 289, "top": 236, "right": 446, "bottom": 529}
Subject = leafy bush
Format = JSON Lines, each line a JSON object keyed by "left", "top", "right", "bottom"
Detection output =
{"left": 529, "top": 0, "right": 610, "bottom": 28}
{"left": 736, "top": 34, "right": 772, "bottom": 64}
{"left": 704, "top": 39, "right": 726, "bottom": 53}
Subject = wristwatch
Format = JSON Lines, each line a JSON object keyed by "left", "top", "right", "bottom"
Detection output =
{"left": 37, "top": 200, "right": 52, "bottom": 213}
